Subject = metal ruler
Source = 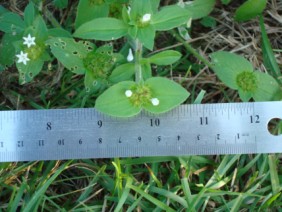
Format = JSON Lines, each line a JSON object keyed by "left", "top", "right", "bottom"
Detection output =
{"left": 0, "top": 101, "right": 281, "bottom": 162}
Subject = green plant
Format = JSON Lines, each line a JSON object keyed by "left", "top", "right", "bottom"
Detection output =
{"left": 210, "top": 51, "right": 280, "bottom": 102}
{"left": 0, "top": 0, "right": 280, "bottom": 118}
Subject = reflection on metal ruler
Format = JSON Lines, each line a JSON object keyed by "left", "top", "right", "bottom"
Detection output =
{"left": 0, "top": 101, "right": 281, "bottom": 162}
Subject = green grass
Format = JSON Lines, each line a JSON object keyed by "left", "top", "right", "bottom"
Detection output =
{"left": 1, "top": 0, "right": 282, "bottom": 211}
{"left": 0, "top": 155, "right": 282, "bottom": 211}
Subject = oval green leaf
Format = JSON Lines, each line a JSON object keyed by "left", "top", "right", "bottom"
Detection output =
{"left": 74, "top": 0, "right": 109, "bottom": 29}
{"left": 234, "top": 0, "right": 267, "bottom": 22}
{"left": 95, "top": 81, "right": 142, "bottom": 117}
{"left": 73, "top": 18, "right": 128, "bottom": 40}
{"left": 144, "top": 77, "right": 190, "bottom": 114}
{"left": 253, "top": 72, "right": 280, "bottom": 101}
{"left": 184, "top": 0, "right": 215, "bottom": 20}
{"left": 210, "top": 51, "right": 254, "bottom": 89}
{"left": 152, "top": 5, "right": 190, "bottom": 31}
{"left": 109, "top": 63, "right": 135, "bottom": 83}
{"left": 16, "top": 58, "right": 44, "bottom": 84}
{"left": 147, "top": 50, "right": 181, "bottom": 65}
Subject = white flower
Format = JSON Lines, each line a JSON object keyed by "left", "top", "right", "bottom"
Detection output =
{"left": 16, "top": 51, "right": 30, "bottom": 65}
{"left": 151, "top": 98, "right": 159, "bottom": 106}
{"left": 23, "top": 34, "right": 36, "bottom": 48}
{"left": 125, "top": 90, "right": 133, "bottom": 97}
{"left": 127, "top": 48, "right": 134, "bottom": 62}
{"left": 141, "top": 13, "right": 151, "bottom": 23}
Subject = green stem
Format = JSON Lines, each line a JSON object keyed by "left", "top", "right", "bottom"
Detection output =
{"left": 169, "top": 30, "right": 213, "bottom": 69}
{"left": 135, "top": 39, "right": 143, "bottom": 83}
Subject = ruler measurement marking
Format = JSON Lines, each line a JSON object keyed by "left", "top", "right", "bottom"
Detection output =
{"left": 0, "top": 102, "right": 281, "bottom": 162}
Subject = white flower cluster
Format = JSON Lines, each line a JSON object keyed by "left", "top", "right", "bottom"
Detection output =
{"left": 16, "top": 34, "right": 36, "bottom": 65}
{"left": 125, "top": 90, "right": 160, "bottom": 106}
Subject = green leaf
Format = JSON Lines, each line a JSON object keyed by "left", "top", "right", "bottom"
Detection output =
{"left": 137, "top": 25, "right": 155, "bottom": 50}
{"left": 144, "top": 77, "right": 190, "bottom": 114}
{"left": 24, "top": 2, "right": 36, "bottom": 26}
{"left": 252, "top": 72, "right": 280, "bottom": 101}
{"left": 210, "top": 51, "right": 253, "bottom": 89}
{"left": 0, "top": 12, "right": 25, "bottom": 33}
{"left": 268, "top": 155, "right": 280, "bottom": 195}
{"left": 234, "top": 0, "right": 267, "bottom": 22}
{"left": 16, "top": 58, "right": 44, "bottom": 84}
{"left": 184, "top": 0, "right": 215, "bottom": 20}
{"left": 147, "top": 50, "right": 181, "bottom": 65}
{"left": 200, "top": 16, "right": 217, "bottom": 28}
{"left": 75, "top": 0, "right": 109, "bottom": 29}
{"left": 0, "top": 6, "right": 9, "bottom": 16}
{"left": 150, "top": 0, "right": 160, "bottom": 14}
{"left": 238, "top": 89, "right": 253, "bottom": 102}
{"left": 130, "top": 0, "right": 152, "bottom": 21}
{"left": 152, "top": 5, "right": 190, "bottom": 31}
{"left": 23, "top": 161, "right": 71, "bottom": 212}
{"left": 26, "top": 15, "right": 48, "bottom": 42}
{"left": 259, "top": 15, "right": 281, "bottom": 80}
{"left": 84, "top": 69, "right": 105, "bottom": 94}
{"left": 109, "top": 63, "right": 135, "bottom": 83}
{"left": 74, "top": 18, "right": 128, "bottom": 40}
{"left": 0, "top": 33, "right": 21, "bottom": 67}
{"left": 95, "top": 81, "right": 142, "bottom": 117}
{"left": 128, "top": 25, "right": 138, "bottom": 39}
{"left": 46, "top": 37, "right": 95, "bottom": 74}
{"left": 141, "top": 60, "right": 152, "bottom": 80}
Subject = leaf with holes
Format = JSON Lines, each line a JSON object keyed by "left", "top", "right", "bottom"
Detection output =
{"left": 16, "top": 58, "right": 44, "bottom": 84}
{"left": 84, "top": 69, "right": 107, "bottom": 94}
{"left": 46, "top": 37, "right": 95, "bottom": 74}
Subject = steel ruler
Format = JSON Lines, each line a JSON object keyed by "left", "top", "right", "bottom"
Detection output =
{"left": 0, "top": 101, "right": 281, "bottom": 162}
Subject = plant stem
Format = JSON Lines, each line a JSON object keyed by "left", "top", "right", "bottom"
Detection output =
{"left": 169, "top": 30, "right": 213, "bottom": 69}
{"left": 135, "top": 39, "right": 143, "bottom": 83}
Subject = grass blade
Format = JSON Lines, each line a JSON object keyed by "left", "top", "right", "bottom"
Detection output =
{"left": 23, "top": 161, "right": 72, "bottom": 212}
{"left": 259, "top": 15, "right": 281, "bottom": 82}
{"left": 128, "top": 184, "right": 175, "bottom": 212}
{"left": 268, "top": 154, "right": 281, "bottom": 195}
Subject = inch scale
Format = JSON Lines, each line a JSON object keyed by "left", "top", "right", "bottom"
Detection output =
{"left": 0, "top": 101, "right": 281, "bottom": 162}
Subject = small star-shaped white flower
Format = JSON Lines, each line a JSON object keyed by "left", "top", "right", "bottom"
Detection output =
{"left": 127, "top": 48, "right": 134, "bottom": 62}
{"left": 23, "top": 34, "right": 36, "bottom": 48}
{"left": 142, "top": 13, "right": 151, "bottom": 23}
{"left": 16, "top": 51, "right": 30, "bottom": 65}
